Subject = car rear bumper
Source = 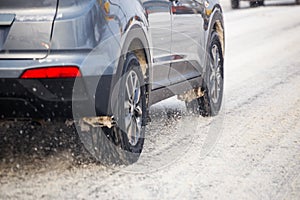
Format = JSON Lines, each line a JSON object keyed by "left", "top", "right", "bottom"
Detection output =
{"left": 0, "top": 77, "right": 84, "bottom": 119}
{"left": 0, "top": 74, "right": 115, "bottom": 120}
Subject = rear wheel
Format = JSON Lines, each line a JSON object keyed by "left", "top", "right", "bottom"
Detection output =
{"left": 186, "top": 31, "right": 224, "bottom": 117}
{"left": 79, "top": 53, "right": 146, "bottom": 165}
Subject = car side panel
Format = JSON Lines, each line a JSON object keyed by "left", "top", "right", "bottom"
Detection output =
{"left": 170, "top": 0, "right": 206, "bottom": 84}
{"left": 141, "top": 0, "right": 173, "bottom": 89}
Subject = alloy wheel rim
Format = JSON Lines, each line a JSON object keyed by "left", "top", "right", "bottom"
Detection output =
{"left": 209, "top": 44, "right": 223, "bottom": 104}
{"left": 124, "top": 70, "right": 143, "bottom": 146}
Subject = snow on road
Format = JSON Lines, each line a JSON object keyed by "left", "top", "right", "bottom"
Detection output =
{"left": 1, "top": 3, "right": 300, "bottom": 200}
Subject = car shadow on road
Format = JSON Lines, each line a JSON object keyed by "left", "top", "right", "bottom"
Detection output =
{"left": 0, "top": 121, "right": 82, "bottom": 176}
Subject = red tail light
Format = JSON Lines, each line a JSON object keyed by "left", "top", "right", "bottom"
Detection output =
{"left": 21, "top": 66, "right": 82, "bottom": 79}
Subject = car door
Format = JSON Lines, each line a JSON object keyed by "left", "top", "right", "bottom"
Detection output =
{"left": 169, "top": 0, "right": 206, "bottom": 84}
{"left": 142, "top": 0, "right": 172, "bottom": 90}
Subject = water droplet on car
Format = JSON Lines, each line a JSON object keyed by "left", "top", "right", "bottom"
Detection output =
{"left": 32, "top": 88, "right": 37, "bottom": 92}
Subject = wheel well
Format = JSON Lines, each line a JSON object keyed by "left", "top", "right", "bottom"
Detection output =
{"left": 127, "top": 38, "right": 150, "bottom": 108}
{"left": 127, "top": 38, "right": 148, "bottom": 81}
{"left": 213, "top": 20, "right": 225, "bottom": 55}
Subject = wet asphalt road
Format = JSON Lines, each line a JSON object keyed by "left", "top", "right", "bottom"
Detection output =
{"left": 1, "top": 2, "right": 300, "bottom": 199}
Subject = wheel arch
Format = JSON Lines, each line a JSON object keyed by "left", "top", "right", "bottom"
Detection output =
{"left": 205, "top": 8, "right": 225, "bottom": 60}
{"left": 201, "top": 7, "right": 225, "bottom": 85}
{"left": 97, "top": 22, "right": 152, "bottom": 117}
{"left": 117, "top": 22, "right": 152, "bottom": 84}
{"left": 115, "top": 22, "right": 152, "bottom": 109}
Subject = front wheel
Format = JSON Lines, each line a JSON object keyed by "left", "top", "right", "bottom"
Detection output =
{"left": 186, "top": 31, "right": 224, "bottom": 117}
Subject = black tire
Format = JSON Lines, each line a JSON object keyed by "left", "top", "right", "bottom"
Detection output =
{"left": 80, "top": 53, "right": 146, "bottom": 165}
{"left": 231, "top": 0, "right": 240, "bottom": 9}
{"left": 296, "top": 0, "right": 300, "bottom": 5}
{"left": 186, "top": 31, "right": 224, "bottom": 117}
